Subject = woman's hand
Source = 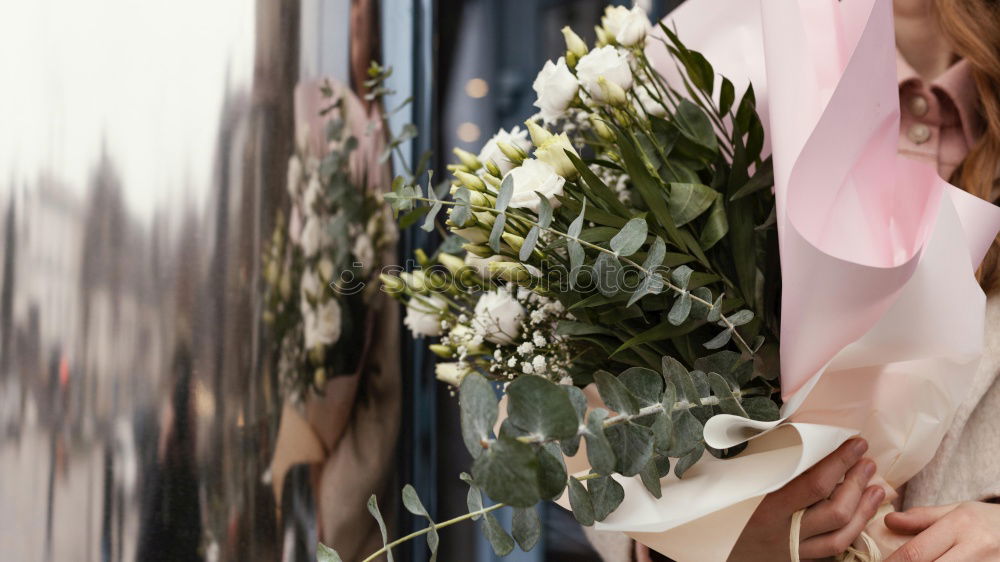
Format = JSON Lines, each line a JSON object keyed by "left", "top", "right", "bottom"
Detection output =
{"left": 884, "top": 501, "right": 1000, "bottom": 561}
{"left": 728, "top": 438, "right": 885, "bottom": 562}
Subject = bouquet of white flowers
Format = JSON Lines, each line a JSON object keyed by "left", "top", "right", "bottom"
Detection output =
{"left": 320, "top": 7, "right": 781, "bottom": 560}
{"left": 264, "top": 81, "right": 396, "bottom": 402}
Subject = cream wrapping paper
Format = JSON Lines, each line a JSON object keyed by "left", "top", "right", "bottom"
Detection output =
{"left": 557, "top": 1, "right": 1000, "bottom": 560}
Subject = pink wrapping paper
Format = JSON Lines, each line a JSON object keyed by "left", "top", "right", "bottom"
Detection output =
{"left": 565, "top": 1, "right": 1000, "bottom": 560}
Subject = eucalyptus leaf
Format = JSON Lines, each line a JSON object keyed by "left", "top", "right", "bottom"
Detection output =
{"left": 507, "top": 375, "right": 579, "bottom": 440}
{"left": 459, "top": 373, "right": 498, "bottom": 458}
{"left": 707, "top": 372, "right": 748, "bottom": 417}
{"left": 584, "top": 409, "right": 616, "bottom": 475}
{"left": 471, "top": 437, "right": 541, "bottom": 508}
{"left": 639, "top": 458, "right": 663, "bottom": 499}
{"left": 668, "top": 292, "right": 692, "bottom": 325}
{"left": 605, "top": 421, "right": 654, "bottom": 476}
{"left": 670, "top": 265, "right": 693, "bottom": 289}
{"left": 568, "top": 477, "right": 595, "bottom": 526}
{"left": 538, "top": 443, "right": 569, "bottom": 500}
{"left": 610, "top": 218, "right": 648, "bottom": 257}
{"left": 512, "top": 507, "right": 541, "bottom": 552}
{"left": 367, "top": 495, "right": 393, "bottom": 562}
{"left": 593, "top": 253, "right": 622, "bottom": 298}
{"left": 402, "top": 485, "right": 438, "bottom": 561}
{"left": 725, "top": 309, "right": 754, "bottom": 327}
{"left": 423, "top": 199, "right": 443, "bottom": 232}
{"left": 536, "top": 194, "right": 554, "bottom": 228}
{"left": 489, "top": 212, "right": 506, "bottom": 253}
{"left": 704, "top": 328, "right": 732, "bottom": 350}
{"left": 743, "top": 396, "right": 780, "bottom": 421}
{"left": 628, "top": 272, "right": 665, "bottom": 308}
{"left": 560, "top": 386, "right": 587, "bottom": 456}
{"left": 618, "top": 367, "right": 663, "bottom": 407}
{"left": 482, "top": 513, "right": 515, "bottom": 556}
{"left": 451, "top": 187, "right": 472, "bottom": 227}
{"left": 461, "top": 472, "right": 485, "bottom": 520}
{"left": 520, "top": 226, "right": 540, "bottom": 261}
{"left": 317, "top": 543, "right": 343, "bottom": 562}
{"left": 689, "top": 286, "right": 714, "bottom": 319}
{"left": 496, "top": 174, "right": 514, "bottom": 211}
{"left": 589, "top": 476, "right": 625, "bottom": 521}
{"left": 594, "top": 371, "right": 640, "bottom": 415}
{"left": 675, "top": 443, "right": 704, "bottom": 478}
{"left": 667, "top": 409, "right": 704, "bottom": 458}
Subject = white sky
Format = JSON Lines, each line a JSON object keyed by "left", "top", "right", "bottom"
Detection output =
{"left": 0, "top": 0, "right": 255, "bottom": 217}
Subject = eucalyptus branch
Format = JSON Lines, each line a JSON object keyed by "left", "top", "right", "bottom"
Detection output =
{"left": 396, "top": 195, "right": 755, "bottom": 356}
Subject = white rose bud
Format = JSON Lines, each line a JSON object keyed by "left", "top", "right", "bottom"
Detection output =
{"left": 286, "top": 155, "right": 302, "bottom": 198}
{"left": 303, "top": 297, "right": 343, "bottom": 349}
{"left": 531, "top": 56, "right": 579, "bottom": 123}
{"left": 635, "top": 86, "right": 667, "bottom": 117}
{"left": 533, "top": 130, "right": 581, "bottom": 180}
{"left": 435, "top": 362, "right": 471, "bottom": 387}
{"left": 464, "top": 253, "right": 506, "bottom": 278}
{"left": 601, "top": 5, "right": 650, "bottom": 48}
{"left": 576, "top": 45, "right": 634, "bottom": 104}
{"left": 403, "top": 294, "right": 448, "bottom": 337}
{"left": 300, "top": 214, "right": 325, "bottom": 257}
{"left": 478, "top": 126, "right": 532, "bottom": 175}
{"left": 597, "top": 76, "right": 629, "bottom": 107}
{"left": 505, "top": 159, "right": 566, "bottom": 213}
{"left": 473, "top": 289, "right": 526, "bottom": 345}
{"left": 452, "top": 147, "right": 482, "bottom": 171}
{"left": 561, "top": 26, "right": 588, "bottom": 59}
{"left": 453, "top": 226, "right": 490, "bottom": 244}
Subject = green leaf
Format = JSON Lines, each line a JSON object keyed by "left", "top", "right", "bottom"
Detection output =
{"left": 584, "top": 409, "right": 616, "bottom": 475}
{"left": 628, "top": 272, "right": 665, "bottom": 308}
{"left": 520, "top": 226, "right": 540, "bottom": 261}
{"left": 482, "top": 513, "right": 515, "bottom": 556}
{"left": 699, "top": 194, "right": 728, "bottom": 251}
{"left": 566, "top": 150, "right": 630, "bottom": 216}
{"left": 618, "top": 367, "right": 663, "bottom": 407}
{"left": 611, "top": 319, "right": 698, "bottom": 357}
{"left": 472, "top": 437, "right": 541, "bottom": 508}
{"left": 593, "top": 253, "right": 622, "bottom": 297}
{"left": 496, "top": 174, "right": 514, "bottom": 211}
{"left": 650, "top": 409, "right": 672, "bottom": 452}
{"left": 536, "top": 194, "right": 554, "bottom": 228}
{"left": 538, "top": 443, "right": 568, "bottom": 500}
{"left": 459, "top": 373, "right": 498, "bottom": 458}
{"left": 512, "top": 507, "right": 542, "bottom": 551}
{"left": 642, "top": 237, "right": 667, "bottom": 271}
{"left": 668, "top": 183, "right": 717, "bottom": 227}
{"left": 460, "top": 472, "right": 485, "bottom": 520}
{"left": 667, "top": 409, "right": 704, "bottom": 458}
{"left": 489, "top": 212, "right": 506, "bottom": 253}
{"left": 567, "top": 477, "right": 595, "bottom": 526}
{"left": 675, "top": 444, "right": 704, "bottom": 478}
{"left": 367, "top": 495, "right": 393, "bottom": 561}
{"left": 743, "top": 396, "right": 781, "bottom": 421}
{"left": 684, "top": 49, "right": 715, "bottom": 94}
{"left": 451, "top": 187, "right": 472, "bottom": 227}
{"left": 568, "top": 200, "right": 587, "bottom": 287}
{"left": 730, "top": 157, "right": 773, "bottom": 201}
{"left": 674, "top": 99, "right": 718, "bottom": 152}
{"left": 594, "top": 371, "right": 640, "bottom": 415}
{"left": 668, "top": 292, "right": 692, "bottom": 325}
{"left": 605, "top": 421, "right": 654, "bottom": 476}
{"left": 318, "top": 543, "right": 343, "bottom": 562}
{"left": 735, "top": 84, "right": 757, "bottom": 133}
{"left": 639, "top": 458, "right": 663, "bottom": 498}
{"left": 671, "top": 265, "right": 693, "bottom": 289}
{"left": 507, "top": 376, "right": 579, "bottom": 440}
{"left": 610, "top": 218, "right": 648, "bottom": 257}
{"left": 719, "top": 77, "right": 736, "bottom": 116}
{"left": 560, "top": 386, "right": 587, "bottom": 456}
{"left": 589, "top": 476, "right": 625, "bottom": 521}
{"left": 707, "top": 372, "right": 748, "bottom": 417}
{"left": 613, "top": 127, "right": 682, "bottom": 246}
{"left": 399, "top": 206, "right": 431, "bottom": 229}
{"left": 402, "top": 485, "right": 439, "bottom": 561}
{"left": 423, "top": 200, "right": 443, "bottom": 232}
{"left": 725, "top": 309, "right": 754, "bottom": 327}
{"left": 555, "top": 320, "right": 617, "bottom": 337}
{"left": 689, "top": 287, "right": 714, "bottom": 319}
{"left": 704, "top": 328, "right": 733, "bottom": 349}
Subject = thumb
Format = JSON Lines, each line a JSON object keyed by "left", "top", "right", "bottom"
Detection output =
{"left": 883, "top": 504, "right": 957, "bottom": 535}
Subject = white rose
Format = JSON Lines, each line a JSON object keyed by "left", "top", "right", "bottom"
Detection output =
{"left": 435, "top": 362, "right": 471, "bottom": 387}
{"left": 464, "top": 254, "right": 506, "bottom": 278}
{"left": 533, "top": 131, "right": 581, "bottom": 179}
{"left": 286, "top": 155, "right": 302, "bottom": 198}
{"left": 505, "top": 159, "right": 565, "bottom": 212}
{"left": 602, "top": 5, "right": 650, "bottom": 47}
{"left": 303, "top": 297, "right": 343, "bottom": 349}
{"left": 531, "top": 57, "right": 579, "bottom": 123}
{"left": 352, "top": 233, "right": 375, "bottom": 274}
{"left": 404, "top": 295, "right": 448, "bottom": 337}
{"left": 303, "top": 174, "right": 322, "bottom": 214}
{"left": 300, "top": 267, "right": 323, "bottom": 301}
{"left": 478, "top": 127, "right": 532, "bottom": 175}
{"left": 474, "top": 289, "right": 525, "bottom": 345}
{"left": 576, "top": 45, "right": 634, "bottom": 103}
{"left": 300, "top": 215, "right": 325, "bottom": 257}
{"left": 635, "top": 86, "right": 666, "bottom": 117}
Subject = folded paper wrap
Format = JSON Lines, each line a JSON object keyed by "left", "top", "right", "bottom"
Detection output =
{"left": 564, "top": 1, "right": 1000, "bottom": 559}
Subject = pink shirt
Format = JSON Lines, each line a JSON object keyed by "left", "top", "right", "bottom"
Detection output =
{"left": 897, "top": 53, "right": 983, "bottom": 180}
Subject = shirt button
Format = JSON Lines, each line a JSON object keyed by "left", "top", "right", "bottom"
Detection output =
{"left": 907, "top": 123, "right": 931, "bottom": 145}
{"left": 908, "top": 95, "right": 929, "bottom": 117}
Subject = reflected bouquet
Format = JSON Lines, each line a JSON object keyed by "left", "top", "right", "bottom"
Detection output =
{"left": 323, "top": 6, "right": 781, "bottom": 560}
{"left": 264, "top": 84, "right": 396, "bottom": 402}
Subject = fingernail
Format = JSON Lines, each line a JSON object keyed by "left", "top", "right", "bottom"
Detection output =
{"left": 870, "top": 486, "right": 886, "bottom": 504}
{"left": 863, "top": 460, "right": 876, "bottom": 478}
{"left": 852, "top": 438, "right": 868, "bottom": 455}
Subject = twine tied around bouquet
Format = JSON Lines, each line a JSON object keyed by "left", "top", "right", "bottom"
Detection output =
{"left": 789, "top": 508, "right": 883, "bottom": 562}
